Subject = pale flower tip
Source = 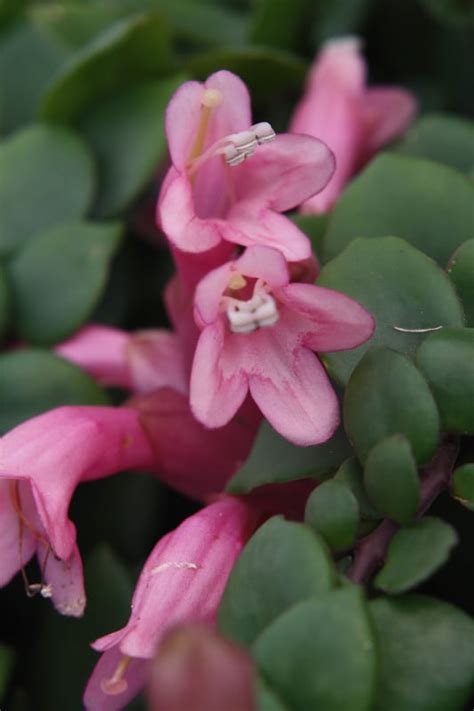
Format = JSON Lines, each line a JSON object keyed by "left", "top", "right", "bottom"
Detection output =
{"left": 100, "top": 677, "right": 128, "bottom": 696}
{"left": 202, "top": 88, "right": 223, "bottom": 108}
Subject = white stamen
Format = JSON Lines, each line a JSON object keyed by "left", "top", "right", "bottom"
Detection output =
{"left": 253, "top": 122, "right": 276, "bottom": 144}
{"left": 150, "top": 561, "right": 199, "bottom": 576}
{"left": 40, "top": 583, "right": 53, "bottom": 598}
{"left": 227, "top": 292, "right": 279, "bottom": 334}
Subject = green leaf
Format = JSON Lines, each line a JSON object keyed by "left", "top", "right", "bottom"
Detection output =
{"left": 9, "top": 220, "right": 122, "bottom": 345}
{"left": 447, "top": 239, "right": 474, "bottom": 326}
{"left": 250, "top": 0, "right": 316, "bottom": 52}
{"left": 40, "top": 12, "right": 173, "bottom": 123}
{"left": 290, "top": 213, "right": 329, "bottom": 257}
{"left": 0, "top": 644, "right": 15, "bottom": 703}
{"left": 32, "top": 546, "right": 133, "bottom": 711}
{"left": 416, "top": 328, "right": 474, "bottom": 434}
{"left": 452, "top": 463, "right": 474, "bottom": 510}
{"left": 396, "top": 113, "right": 474, "bottom": 174}
{"left": 257, "top": 677, "right": 288, "bottom": 711}
{"left": 344, "top": 348, "right": 440, "bottom": 464}
{"left": 304, "top": 479, "right": 359, "bottom": 551}
{"left": 254, "top": 587, "right": 376, "bottom": 711}
{"left": 80, "top": 77, "right": 184, "bottom": 217}
{"left": 374, "top": 517, "right": 458, "bottom": 594}
{"left": 226, "top": 421, "right": 351, "bottom": 494}
{"left": 364, "top": 435, "right": 420, "bottom": 524}
{"left": 334, "top": 457, "right": 380, "bottom": 519}
{"left": 0, "top": 349, "right": 109, "bottom": 434}
{"left": 188, "top": 46, "right": 306, "bottom": 100}
{"left": 312, "top": 0, "right": 374, "bottom": 43}
{"left": 0, "top": 264, "right": 11, "bottom": 339}
{"left": 218, "top": 516, "right": 336, "bottom": 646}
{"left": 323, "top": 154, "right": 474, "bottom": 266}
{"left": 318, "top": 236, "right": 464, "bottom": 384}
{"left": 0, "top": 124, "right": 95, "bottom": 256}
{"left": 0, "top": 20, "right": 70, "bottom": 134}
{"left": 370, "top": 595, "right": 474, "bottom": 710}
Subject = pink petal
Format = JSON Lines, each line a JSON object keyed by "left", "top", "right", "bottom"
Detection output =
{"left": 126, "top": 330, "right": 188, "bottom": 396}
{"left": 165, "top": 72, "right": 251, "bottom": 171}
{"left": 226, "top": 202, "right": 312, "bottom": 261}
{"left": 84, "top": 647, "right": 147, "bottom": 711}
{"left": 94, "top": 497, "right": 256, "bottom": 660}
{"left": 55, "top": 326, "right": 133, "bottom": 389}
{"left": 235, "top": 134, "right": 336, "bottom": 212}
{"left": 0, "top": 480, "right": 36, "bottom": 587}
{"left": 248, "top": 338, "right": 339, "bottom": 446}
{"left": 194, "top": 262, "right": 234, "bottom": 327}
{"left": 359, "top": 87, "right": 418, "bottom": 161}
{"left": 190, "top": 321, "right": 248, "bottom": 428}
{"left": 0, "top": 406, "right": 155, "bottom": 559}
{"left": 131, "top": 389, "right": 259, "bottom": 500}
{"left": 278, "top": 283, "right": 375, "bottom": 352}
{"left": 43, "top": 543, "right": 86, "bottom": 617}
{"left": 235, "top": 244, "right": 290, "bottom": 287}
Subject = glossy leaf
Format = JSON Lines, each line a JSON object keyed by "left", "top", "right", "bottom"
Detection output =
{"left": 334, "top": 458, "right": 380, "bottom": 520}
{"left": 0, "top": 349, "right": 109, "bottom": 434}
{"left": 370, "top": 595, "right": 474, "bottom": 710}
{"left": 344, "top": 348, "right": 440, "bottom": 464}
{"left": 396, "top": 113, "right": 474, "bottom": 174}
{"left": 323, "top": 154, "right": 474, "bottom": 266}
{"left": 226, "top": 421, "right": 351, "bottom": 494}
{"left": 364, "top": 435, "right": 420, "bottom": 525}
{"left": 452, "top": 463, "right": 474, "bottom": 511}
{"left": 218, "top": 517, "right": 335, "bottom": 646}
{"left": 416, "top": 328, "right": 474, "bottom": 434}
{"left": 0, "top": 124, "right": 95, "bottom": 256}
{"left": 304, "top": 479, "right": 359, "bottom": 551}
{"left": 80, "top": 77, "right": 184, "bottom": 217}
{"left": 447, "top": 239, "right": 474, "bottom": 326}
{"left": 40, "top": 12, "right": 173, "bottom": 122}
{"left": 9, "top": 221, "right": 123, "bottom": 345}
{"left": 254, "top": 588, "right": 376, "bottom": 711}
{"left": 318, "top": 236, "right": 464, "bottom": 384}
{"left": 0, "top": 264, "right": 11, "bottom": 339}
{"left": 375, "top": 517, "right": 458, "bottom": 593}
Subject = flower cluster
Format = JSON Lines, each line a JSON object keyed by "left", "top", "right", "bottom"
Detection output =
{"left": 0, "top": 39, "right": 415, "bottom": 709}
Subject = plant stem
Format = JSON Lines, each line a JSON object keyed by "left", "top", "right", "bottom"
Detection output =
{"left": 347, "top": 437, "right": 459, "bottom": 585}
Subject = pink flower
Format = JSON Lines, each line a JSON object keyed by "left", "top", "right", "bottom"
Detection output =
{"left": 190, "top": 245, "right": 374, "bottom": 446}
{"left": 290, "top": 37, "right": 417, "bottom": 213}
{"left": 83, "top": 496, "right": 257, "bottom": 710}
{"left": 157, "top": 70, "right": 335, "bottom": 266}
{"left": 0, "top": 406, "right": 154, "bottom": 616}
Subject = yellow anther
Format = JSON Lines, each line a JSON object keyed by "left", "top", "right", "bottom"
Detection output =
{"left": 228, "top": 273, "right": 247, "bottom": 290}
{"left": 201, "top": 88, "right": 223, "bottom": 108}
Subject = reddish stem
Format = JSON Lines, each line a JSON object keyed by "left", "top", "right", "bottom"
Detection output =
{"left": 347, "top": 437, "right": 459, "bottom": 585}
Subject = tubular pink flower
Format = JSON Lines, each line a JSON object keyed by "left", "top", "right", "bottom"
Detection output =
{"left": 0, "top": 406, "right": 155, "bottom": 616}
{"left": 157, "top": 70, "right": 335, "bottom": 266}
{"left": 190, "top": 245, "right": 375, "bottom": 446}
{"left": 290, "top": 37, "right": 417, "bottom": 213}
{"left": 83, "top": 496, "right": 258, "bottom": 710}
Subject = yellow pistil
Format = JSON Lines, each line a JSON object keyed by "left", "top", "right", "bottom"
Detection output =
{"left": 101, "top": 655, "right": 132, "bottom": 696}
{"left": 187, "top": 88, "right": 223, "bottom": 166}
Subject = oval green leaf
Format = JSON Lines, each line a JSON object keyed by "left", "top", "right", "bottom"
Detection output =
{"left": 396, "top": 113, "right": 474, "bottom": 174}
{"left": 416, "top": 328, "right": 474, "bottom": 434}
{"left": 40, "top": 13, "right": 173, "bottom": 122}
{"left": 323, "top": 154, "right": 474, "bottom": 266}
{"left": 226, "top": 421, "right": 351, "bottom": 494}
{"left": 452, "top": 463, "right": 474, "bottom": 511}
{"left": 370, "top": 595, "right": 474, "bottom": 710}
{"left": 364, "top": 435, "right": 420, "bottom": 524}
{"left": 254, "top": 587, "right": 376, "bottom": 711}
{"left": 317, "top": 236, "right": 464, "bottom": 384}
{"left": 218, "top": 516, "right": 336, "bottom": 646}
{"left": 0, "top": 349, "right": 109, "bottom": 434}
{"left": 375, "top": 517, "right": 458, "bottom": 593}
{"left": 334, "top": 457, "right": 380, "bottom": 520}
{"left": 344, "top": 348, "right": 440, "bottom": 464}
{"left": 80, "top": 77, "right": 185, "bottom": 218}
{"left": 9, "top": 220, "right": 122, "bottom": 345}
{"left": 0, "top": 124, "right": 95, "bottom": 256}
{"left": 447, "top": 239, "right": 474, "bottom": 326}
{"left": 304, "top": 479, "right": 359, "bottom": 551}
